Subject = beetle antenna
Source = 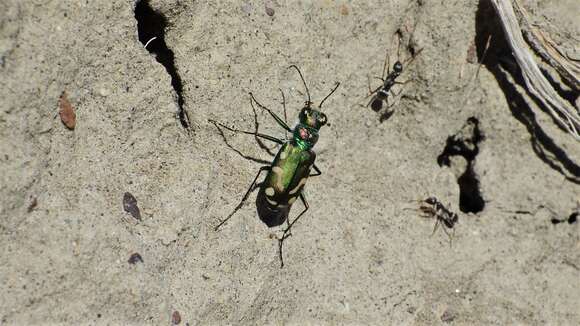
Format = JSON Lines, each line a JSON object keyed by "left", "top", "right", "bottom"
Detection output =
{"left": 289, "top": 65, "right": 311, "bottom": 105}
{"left": 318, "top": 82, "right": 340, "bottom": 109}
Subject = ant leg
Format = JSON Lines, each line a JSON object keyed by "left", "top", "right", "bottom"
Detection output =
{"left": 441, "top": 225, "right": 453, "bottom": 247}
{"left": 367, "top": 75, "right": 374, "bottom": 94}
{"left": 209, "top": 119, "right": 284, "bottom": 145}
{"left": 431, "top": 218, "right": 441, "bottom": 236}
{"left": 309, "top": 164, "right": 322, "bottom": 177}
{"left": 396, "top": 31, "right": 402, "bottom": 64}
{"left": 215, "top": 166, "right": 270, "bottom": 231}
{"left": 384, "top": 95, "right": 394, "bottom": 110}
{"left": 394, "top": 80, "right": 410, "bottom": 85}
{"left": 382, "top": 48, "right": 390, "bottom": 79}
{"left": 278, "top": 192, "right": 309, "bottom": 268}
{"left": 367, "top": 75, "right": 382, "bottom": 97}
{"left": 249, "top": 92, "right": 292, "bottom": 132}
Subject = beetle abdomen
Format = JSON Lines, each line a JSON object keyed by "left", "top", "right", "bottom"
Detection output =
{"left": 256, "top": 188, "right": 289, "bottom": 227}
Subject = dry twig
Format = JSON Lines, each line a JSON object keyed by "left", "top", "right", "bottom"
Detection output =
{"left": 490, "top": 0, "right": 580, "bottom": 141}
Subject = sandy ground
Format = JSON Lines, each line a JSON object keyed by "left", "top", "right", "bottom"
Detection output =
{"left": 1, "top": 0, "right": 579, "bottom": 325}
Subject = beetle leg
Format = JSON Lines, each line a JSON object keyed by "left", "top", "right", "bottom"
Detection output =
{"left": 309, "top": 164, "right": 322, "bottom": 177}
{"left": 278, "top": 192, "right": 310, "bottom": 268}
{"left": 214, "top": 166, "right": 270, "bottom": 231}
{"left": 250, "top": 95, "right": 278, "bottom": 156}
{"left": 209, "top": 119, "right": 284, "bottom": 145}
{"left": 249, "top": 92, "right": 292, "bottom": 132}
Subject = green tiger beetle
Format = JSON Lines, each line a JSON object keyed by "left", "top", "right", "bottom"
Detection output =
{"left": 210, "top": 65, "right": 340, "bottom": 267}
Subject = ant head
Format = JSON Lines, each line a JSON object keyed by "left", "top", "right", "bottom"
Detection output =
{"left": 393, "top": 61, "right": 403, "bottom": 73}
{"left": 299, "top": 106, "right": 328, "bottom": 130}
{"left": 425, "top": 196, "right": 438, "bottom": 205}
{"left": 293, "top": 124, "right": 319, "bottom": 150}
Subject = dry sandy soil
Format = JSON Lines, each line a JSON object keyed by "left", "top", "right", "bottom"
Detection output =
{"left": 1, "top": 0, "right": 579, "bottom": 325}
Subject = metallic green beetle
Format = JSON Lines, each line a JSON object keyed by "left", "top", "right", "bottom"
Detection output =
{"left": 211, "top": 65, "right": 340, "bottom": 267}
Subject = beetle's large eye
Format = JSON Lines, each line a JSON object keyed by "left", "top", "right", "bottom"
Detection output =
{"left": 318, "top": 113, "right": 327, "bottom": 126}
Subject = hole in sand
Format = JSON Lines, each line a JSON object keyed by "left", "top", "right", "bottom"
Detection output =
{"left": 437, "top": 117, "right": 485, "bottom": 214}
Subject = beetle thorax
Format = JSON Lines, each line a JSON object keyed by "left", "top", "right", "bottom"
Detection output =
{"left": 292, "top": 124, "right": 319, "bottom": 151}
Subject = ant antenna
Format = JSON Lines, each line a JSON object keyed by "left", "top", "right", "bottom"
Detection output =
{"left": 396, "top": 32, "right": 402, "bottom": 62}
{"left": 319, "top": 82, "right": 341, "bottom": 109}
{"left": 289, "top": 65, "right": 311, "bottom": 105}
{"left": 403, "top": 47, "right": 424, "bottom": 66}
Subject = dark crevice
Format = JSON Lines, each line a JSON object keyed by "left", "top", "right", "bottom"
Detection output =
{"left": 569, "top": 212, "right": 578, "bottom": 224}
{"left": 438, "top": 117, "right": 485, "bottom": 213}
{"left": 551, "top": 212, "right": 578, "bottom": 225}
{"left": 135, "top": 0, "right": 191, "bottom": 129}
{"left": 475, "top": 0, "right": 580, "bottom": 184}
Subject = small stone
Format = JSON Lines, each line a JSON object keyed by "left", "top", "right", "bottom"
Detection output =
{"left": 98, "top": 88, "right": 110, "bottom": 97}
{"left": 340, "top": 4, "right": 349, "bottom": 16}
{"left": 441, "top": 309, "right": 457, "bottom": 323}
{"left": 27, "top": 197, "right": 38, "bottom": 213}
{"left": 466, "top": 41, "right": 478, "bottom": 64}
{"left": 123, "top": 192, "right": 141, "bottom": 220}
{"left": 171, "top": 311, "right": 181, "bottom": 325}
{"left": 241, "top": 3, "right": 252, "bottom": 15}
{"left": 265, "top": 6, "right": 274, "bottom": 16}
{"left": 128, "top": 253, "right": 143, "bottom": 264}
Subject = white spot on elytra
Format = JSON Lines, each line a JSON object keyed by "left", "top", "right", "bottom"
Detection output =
{"left": 265, "top": 187, "right": 275, "bottom": 197}
{"left": 272, "top": 166, "right": 283, "bottom": 175}
{"left": 288, "top": 196, "right": 297, "bottom": 205}
{"left": 280, "top": 151, "right": 287, "bottom": 160}
{"left": 289, "top": 177, "right": 308, "bottom": 195}
{"left": 266, "top": 197, "right": 278, "bottom": 206}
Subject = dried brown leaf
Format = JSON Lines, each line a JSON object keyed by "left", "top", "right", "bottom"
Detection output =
{"left": 58, "top": 91, "right": 76, "bottom": 130}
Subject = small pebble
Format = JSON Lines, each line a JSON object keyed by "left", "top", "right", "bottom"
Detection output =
{"left": 172, "top": 311, "right": 181, "bottom": 325}
{"left": 27, "top": 197, "right": 38, "bottom": 213}
{"left": 241, "top": 3, "right": 252, "bottom": 15}
{"left": 128, "top": 253, "right": 143, "bottom": 264}
{"left": 98, "top": 88, "right": 110, "bottom": 97}
{"left": 466, "top": 42, "right": 478, "bottom": 64}
{"left": 123, "top": 192, "right": 141, "bottom": 220}
{"left": 441, "top": 309, "right": 456, "bottom": 323}
{"left": 265, "top": 6, "right": 275, "bottom": 16}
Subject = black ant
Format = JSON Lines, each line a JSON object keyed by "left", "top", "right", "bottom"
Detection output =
{"left": 366, "top": 35, "right": 423, "bottom": 121}
{"left": 416, "top": 196, "right": 459, "bottom": 244}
